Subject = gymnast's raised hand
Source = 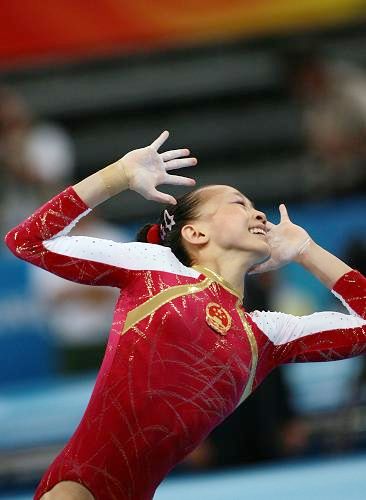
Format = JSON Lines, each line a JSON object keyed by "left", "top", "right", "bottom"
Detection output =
{"left": 75, "top": 130, "right": 197, "bottom": 208}
{"left": 123, "top": 130, "right": 197, "bottom": 205}
{"left": 249, "top": 204, "right": 311, "bottom": 274}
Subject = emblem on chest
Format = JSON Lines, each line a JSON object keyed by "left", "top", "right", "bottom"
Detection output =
{"left": 205, "top": 302, "right": 232, "bottom": 335}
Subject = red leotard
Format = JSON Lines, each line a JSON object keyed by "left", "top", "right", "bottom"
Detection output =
{"left": 5, "top": 186, "right": 366, "bottom": 500}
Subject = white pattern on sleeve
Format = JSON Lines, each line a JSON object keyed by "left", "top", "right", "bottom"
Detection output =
{"left": 250, "top": 309, "right": 366, "bottom": 345}
{"left": 43, "top": 236, "right": 200, "bottom": 278}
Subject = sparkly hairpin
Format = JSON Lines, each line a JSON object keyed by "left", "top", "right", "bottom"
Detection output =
{"left": 160, "top": 209, "right": 175, "bottom": 241}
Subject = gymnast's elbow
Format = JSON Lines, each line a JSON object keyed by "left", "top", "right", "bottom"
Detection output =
{"left": 4, "top": 226, "right": 35, "bottom": 261}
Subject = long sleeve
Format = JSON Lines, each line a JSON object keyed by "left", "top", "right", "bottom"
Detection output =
{"left": 4, "top": 186, "right": 196, "bottom": 288}
{"left": 250, "top": 270, "right": 366, "bottom": 365}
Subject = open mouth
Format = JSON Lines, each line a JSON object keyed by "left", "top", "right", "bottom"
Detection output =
{"left": 249, "top": 227, "right": 266, "bottom": 236}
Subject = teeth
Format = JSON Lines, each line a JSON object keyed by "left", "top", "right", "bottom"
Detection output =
{"left": 249, "top": 228, "right": 266, "bottom": 236}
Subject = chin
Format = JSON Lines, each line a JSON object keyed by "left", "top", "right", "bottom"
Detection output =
{"left": 238, "top": 239, "right": 270, "bottom": 262}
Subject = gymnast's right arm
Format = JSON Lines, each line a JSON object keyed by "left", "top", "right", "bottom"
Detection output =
{"left": 4, "top": 131, "right": 197, "bottom": 287}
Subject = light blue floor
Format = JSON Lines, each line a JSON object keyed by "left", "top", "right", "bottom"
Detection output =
{"left": 1, "top": 453, "right": 365, "bottom": 500}
{"left": 0, "top": 376, "right": 94, "bottom": 449}
{"left": 155, "top": 454, "right": 366, "bottom": 500}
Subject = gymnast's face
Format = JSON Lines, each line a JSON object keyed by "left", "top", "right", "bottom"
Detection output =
{"left": 183, "top": 185, "right": 270, "bottom": 264}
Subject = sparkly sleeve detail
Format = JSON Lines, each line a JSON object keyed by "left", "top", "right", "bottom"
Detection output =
{"left": 250, "top": 270, "right": 366, "bottom": 365}
{"left": 331, "top": 269, "right": 366, "bottom": 318}
{"left": 4, "top": 186, "right": 200, "bottom": 287}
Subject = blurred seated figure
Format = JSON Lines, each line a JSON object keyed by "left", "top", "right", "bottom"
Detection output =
{"left": 0, "top": 86, "right": 77, "bottom": 377}
{"left": 0, "top": 87, "right": 74, "bottom": 239}
{"left": 286, "top": 48, "right": 366, "bottom": 198}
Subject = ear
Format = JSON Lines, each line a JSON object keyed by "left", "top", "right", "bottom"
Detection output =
{"left": 181, "top": 223, "right": 209, "bottom": 246}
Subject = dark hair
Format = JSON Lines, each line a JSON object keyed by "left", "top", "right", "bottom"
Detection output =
{"left": 136, "top": 189, "right": 204, "bottom": 266}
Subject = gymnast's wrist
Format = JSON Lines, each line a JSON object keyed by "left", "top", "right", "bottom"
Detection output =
{"left": 294, "top": 238, "right": 316, "bottom": 265}
{"left": 98, "top": 160, "right": 132, "bottom": 198}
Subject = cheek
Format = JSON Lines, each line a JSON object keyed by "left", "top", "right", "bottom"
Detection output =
{"left": 212, "top": 211, "right": 249, "bottom": 240}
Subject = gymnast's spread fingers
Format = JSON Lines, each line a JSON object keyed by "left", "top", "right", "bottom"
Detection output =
{"left": 279, "top": 203, "right": 290, "bottom": 221}
{"left": 164, "top": 158, "right": 198, "bottom": 171}
{"left": 150, "top": 130, "right": 170, "bottom": 151}
{"left": 148, "top": 187, "right": 177, "bottom": 205}
{"left": 164, "top": 174, "right": 196, "bottom": 186}
{"left": 160, "top": 149, "right": 190, "bottom": 161}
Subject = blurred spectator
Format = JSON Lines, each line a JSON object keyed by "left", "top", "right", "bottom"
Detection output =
{"left": 28, "top": 213, "right": 130, "bottom": 374}
{"left": 0, "top": 87, "right": 74, "bottom": 238}
{"left": 286, "top": 49, "right": 366, "bottom": 198}
{"left": 0, "top": 88, "right": 130, "bottom": 375}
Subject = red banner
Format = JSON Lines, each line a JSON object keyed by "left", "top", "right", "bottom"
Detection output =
{"left": 2, "top": 0, "right": 365, "bottom": 68}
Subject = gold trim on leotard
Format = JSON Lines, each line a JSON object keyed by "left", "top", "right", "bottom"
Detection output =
{"left": 235, "top": 301, "right": 258, "bottom": 404}
{"left": 121, "top": 271, "right": 257, "bottom": 403}
{"left": 121, "top": 277, "right": 212, "bottom": 334}
{"left": 192, "top": 266, "right": 257, "bottom": 398}
{"left": 192, "top": 265, "right": 243, "bottom": 300}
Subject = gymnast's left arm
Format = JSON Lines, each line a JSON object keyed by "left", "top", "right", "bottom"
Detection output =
{"left": 251, "top": 268, "right": 366, "bottom": 365}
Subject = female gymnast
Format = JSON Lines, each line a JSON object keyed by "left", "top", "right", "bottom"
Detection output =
{"left": 5, "top": 131, "right": 366, "bottom": 500}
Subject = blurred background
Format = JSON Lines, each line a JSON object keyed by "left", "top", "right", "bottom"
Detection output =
{"left": 0, "top": 1, "right": 366, "bottom": 499}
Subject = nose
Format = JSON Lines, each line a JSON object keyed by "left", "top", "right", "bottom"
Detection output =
{"left": 255, "top": 210, "right": 267, "bottom": 224}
